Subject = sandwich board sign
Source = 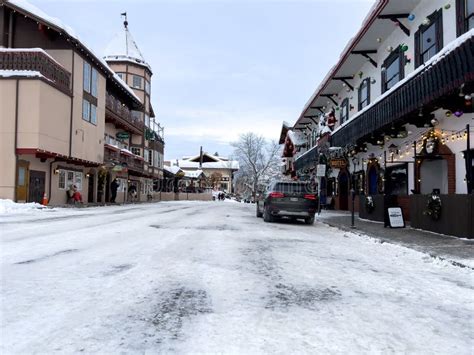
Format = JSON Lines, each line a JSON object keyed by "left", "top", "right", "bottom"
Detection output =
{"left": 387, "top": 207, "right": 405, "bottom": 228}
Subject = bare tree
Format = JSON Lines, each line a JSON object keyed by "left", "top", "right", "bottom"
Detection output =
{"left": 231, "top": 132, "right": 281, "bottom": 200}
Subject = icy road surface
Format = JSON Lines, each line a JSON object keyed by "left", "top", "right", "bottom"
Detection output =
{"left": 1, "top": 201, "right": 473, "bottom": 354}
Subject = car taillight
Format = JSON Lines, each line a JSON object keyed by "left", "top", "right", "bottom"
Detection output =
{"left": 304, "top": 194, "right": 317, "bottom": 200}
{"left": 269, "top": 192, "right": 285, "bottom": 198}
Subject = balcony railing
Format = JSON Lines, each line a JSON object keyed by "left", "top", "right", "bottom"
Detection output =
{"left": 104, "top": 145, "right": 144, "bottom": 172}
{"left": 0, "top": 50, "right": 71, "bottom": 93}
{"left": 331, "top": 35, "right": 474, "bottom": 148}
{"left": 105, "top": 92, "right": 144, "bottom": 132}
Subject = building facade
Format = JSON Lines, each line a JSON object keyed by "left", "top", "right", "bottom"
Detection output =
{"left": 285, "top": 0, "right": 473, "bottom": 237}
{"left": 0, "top": 0, "right": 164, "bottom": 204}
{"left": 170, "top": 153, "right": 239, "bottom": 193}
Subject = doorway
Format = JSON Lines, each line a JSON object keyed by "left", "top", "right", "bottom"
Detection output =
{"left": 420, "top": 159, "right": 448, "bottom": 194}
{"left": 16, "top": 160, "right": 29, "bottom": 202}
{"left": 88, "top": 173, "right": 94, "bottom": 203}
{"left": 28, "top": 170, "right": 45, "bottom": 203}
{"left": 338, "top": 171, "right": 349, "bottom": 210}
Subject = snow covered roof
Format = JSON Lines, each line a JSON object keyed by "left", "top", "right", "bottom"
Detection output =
{"left": 182, "top": 169, "right": 206, "bottom": 179}
{"left": 287, "top": 130, "right": 307, "bottom": 146}
{"left": 164, "top": 165, "right": 183, "bottom": 175}
{"left": 0, "top": 70, "right": 45, "bottom": 79}
{"left": 4, "top": 0, "right": 142, "bottom": 105}
{"left": 178, "top": 160, "right": 240, "bottom": 170}
{"left": 104, "top": 25, "right": 152, "bottom": 73}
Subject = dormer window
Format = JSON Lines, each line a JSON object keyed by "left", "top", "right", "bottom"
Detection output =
{"left": 415, "top": 9, "right": 443, "bottom": 67}
{"left": 358, "top": 78, "right": 370, "bottom": 110}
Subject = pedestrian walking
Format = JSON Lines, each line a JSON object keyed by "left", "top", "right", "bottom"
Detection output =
{"left": 110, "top": 178, "right": 119, "bottom": 203}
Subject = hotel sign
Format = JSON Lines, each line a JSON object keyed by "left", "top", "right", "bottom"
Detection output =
{"left": 329, "top": 158, "right": 347, "bottom": 169}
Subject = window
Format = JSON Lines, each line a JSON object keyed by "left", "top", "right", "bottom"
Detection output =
{"left": 339, "top": 98, "right": 349, "bottom": 124}
{"left": 83, "top": 61, "right": 98, "bottom": 125}
{"left": 457, "top": 0, "right": 474, "bottom": 35}
{"left": 116, "top": 72, "right": 125, "bottom": 80}
{"left": 145, "top": 80, "right": 151, "bottom": 95}
{"left": 385, "top": 164, "right": 408, "bottom": 195}
{"left": 358, "top": 78, "right": 370, "bottom": 110}
{"left": 83, "top": 62, "right": 98, "bottom": 97}
{"left": 382, "top": 48, "right": 405, "bottom": 93}
{"left": 148, "top": 149, "right": 153, "bottom": 165}
{"left": 132, "top": 75, "right": 143, "bottom": 89}
{"left": 83, "top": 62, "right": 91, "bottom": 93}
{"left": 131, "top": 147, "right": 141, "bottom": 156}
{"left": 131, "top": 110, "right": 143, "bottom": 123}
{"left": 18, "top": 167, "right": 26, "bottom": 186}
{"left": 144, "top": 149, "right": 149, "bottom": 163}
{"left": 415, "top": 10, "right": 443, "bottom": 67}
{"left": 145, "top": 114, "right": 150, "bottom": 128}
{"left": 82, "top": 99, "right": 90, "bottom": 121}
{"left": 59, "top": 169, "right": 83, "bottom": 190}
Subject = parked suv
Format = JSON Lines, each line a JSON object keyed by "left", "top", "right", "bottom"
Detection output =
{"left": 256, "top": 181, "right": 318, "bottom": 224}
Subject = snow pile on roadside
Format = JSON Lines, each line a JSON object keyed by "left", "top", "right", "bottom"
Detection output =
{"left": 0, "top": 199, "right": 47, "bottom": 214}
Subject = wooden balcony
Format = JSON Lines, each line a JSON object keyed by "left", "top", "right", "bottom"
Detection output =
{"left": 331, "top": 36, "right": 474, "bottom": 147}
{"left": 105, "top": 92, "right": 144, "bottom": 135}
{"left": 104, "top": 145, "right": 144, "bottom": 173}
{"left": 0, "top": 50, "right": 71, "bottom": 93}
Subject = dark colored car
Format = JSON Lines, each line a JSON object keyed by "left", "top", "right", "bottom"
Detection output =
{"left": 256, "top": 181, "right": 318, "bottom": 224}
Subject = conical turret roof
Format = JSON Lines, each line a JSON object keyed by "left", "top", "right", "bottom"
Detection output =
{"left": 104, "top": 18, "right": 152, "bottom": 72}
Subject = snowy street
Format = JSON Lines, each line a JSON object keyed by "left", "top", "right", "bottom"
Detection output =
{"left": 1, "top": 201, "right": 473, "bottom": 354}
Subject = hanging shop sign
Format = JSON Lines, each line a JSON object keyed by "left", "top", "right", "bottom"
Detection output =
{"left": 329, "top": 158, "right": 347, "bottom": 169}
{"left": 116, "top": 132, "right": 130, "bottom": 139}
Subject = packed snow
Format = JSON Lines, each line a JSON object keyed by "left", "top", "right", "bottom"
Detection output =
{"left": 1, "top": 201, "right": 472, "bottom": 354}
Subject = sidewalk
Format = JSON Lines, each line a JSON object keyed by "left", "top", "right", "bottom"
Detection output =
{"left": 317, "top": 210, "right": 474, "bottom": 269}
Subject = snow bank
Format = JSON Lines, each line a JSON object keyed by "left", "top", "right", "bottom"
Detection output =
{"left": 0, "top": 199, "right": 47, "bottom": 214}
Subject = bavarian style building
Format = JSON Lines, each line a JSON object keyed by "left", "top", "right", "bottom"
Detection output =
{"left": 0, "top": 0, "right": 164, "bottom": 204}
{"left": 283, "top": 0, "right": 473, "bottom": 238}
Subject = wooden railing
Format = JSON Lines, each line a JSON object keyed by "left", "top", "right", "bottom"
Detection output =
{"left": 105, "top": 92, "right": 144, "bottom": 131}
{"left": 104, "top": 145, "right": 144, "bottom": 172}
{"left": 0, "top": 50, "right": 71, "bottom": 93}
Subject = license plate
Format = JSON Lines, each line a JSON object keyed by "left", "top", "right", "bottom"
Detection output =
{"left": 290, "top": 197, "right": 298, "bottom": 202}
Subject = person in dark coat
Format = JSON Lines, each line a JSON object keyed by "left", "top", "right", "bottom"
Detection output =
{"left": 110, "top": 178, "right": 119, "bottom": 203}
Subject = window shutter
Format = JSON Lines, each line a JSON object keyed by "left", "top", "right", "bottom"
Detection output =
{"left": 436, "top": 9, "right": 444, "bottom": 51}
{"left": 414, "top": 29, "right": 421, "bottom": 68}
{"left": 456, "top": 0, "right": 465, "bottom": 36}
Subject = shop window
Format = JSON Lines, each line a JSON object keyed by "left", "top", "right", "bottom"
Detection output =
{"left": 385, "top": 164, "right": 408, "bottom": 195}
{"left": 457, "top": 0, "right": 474, "bottom": 35}
{"left": 415, "top": 9, "right": 443, "bottom": 68}
{"left": 59, "top": 170, "right": 83, "bottom": 190}
{"left": 382, "top": 47, "right": 405, "bottom": 93}
{"left": 340, "top": 98, "right": 349, "bottom": 124}
{"left": 358, "top": 78, "right": 371, "bottom": 110}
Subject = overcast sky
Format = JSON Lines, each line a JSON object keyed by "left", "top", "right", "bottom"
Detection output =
{"left": 29, "top": 0, "right": 376, "bottom": 160}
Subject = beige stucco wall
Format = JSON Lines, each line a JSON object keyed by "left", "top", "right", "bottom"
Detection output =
{"left": 0, "top": 79, "right": 17, "bottom": 200}
{"left": 70, "top": 53, "right": 106, "bottom": 164}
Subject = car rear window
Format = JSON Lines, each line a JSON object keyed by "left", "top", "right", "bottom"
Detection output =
{"left": 274, "top": 183, "right": 313, "bottom": 194}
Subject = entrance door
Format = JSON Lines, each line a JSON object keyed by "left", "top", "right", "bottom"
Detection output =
{"left": 88, "top": 174, "right": 94, "bottom": 203}
{"left": 16, "top": 161, "right": 29, "bottom": 202}
{"left": 338, "top": 172, "right": 349, "bottom": 210}
{"left": 28, "top": 170, "right": 45, "bottom": 203}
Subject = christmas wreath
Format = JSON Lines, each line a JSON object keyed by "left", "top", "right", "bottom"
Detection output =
{"left": 424, "top": 193, "right": 442, "bottom": 221}
{"left": 365, "top": 196, "right": 375, "bottom": 213}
